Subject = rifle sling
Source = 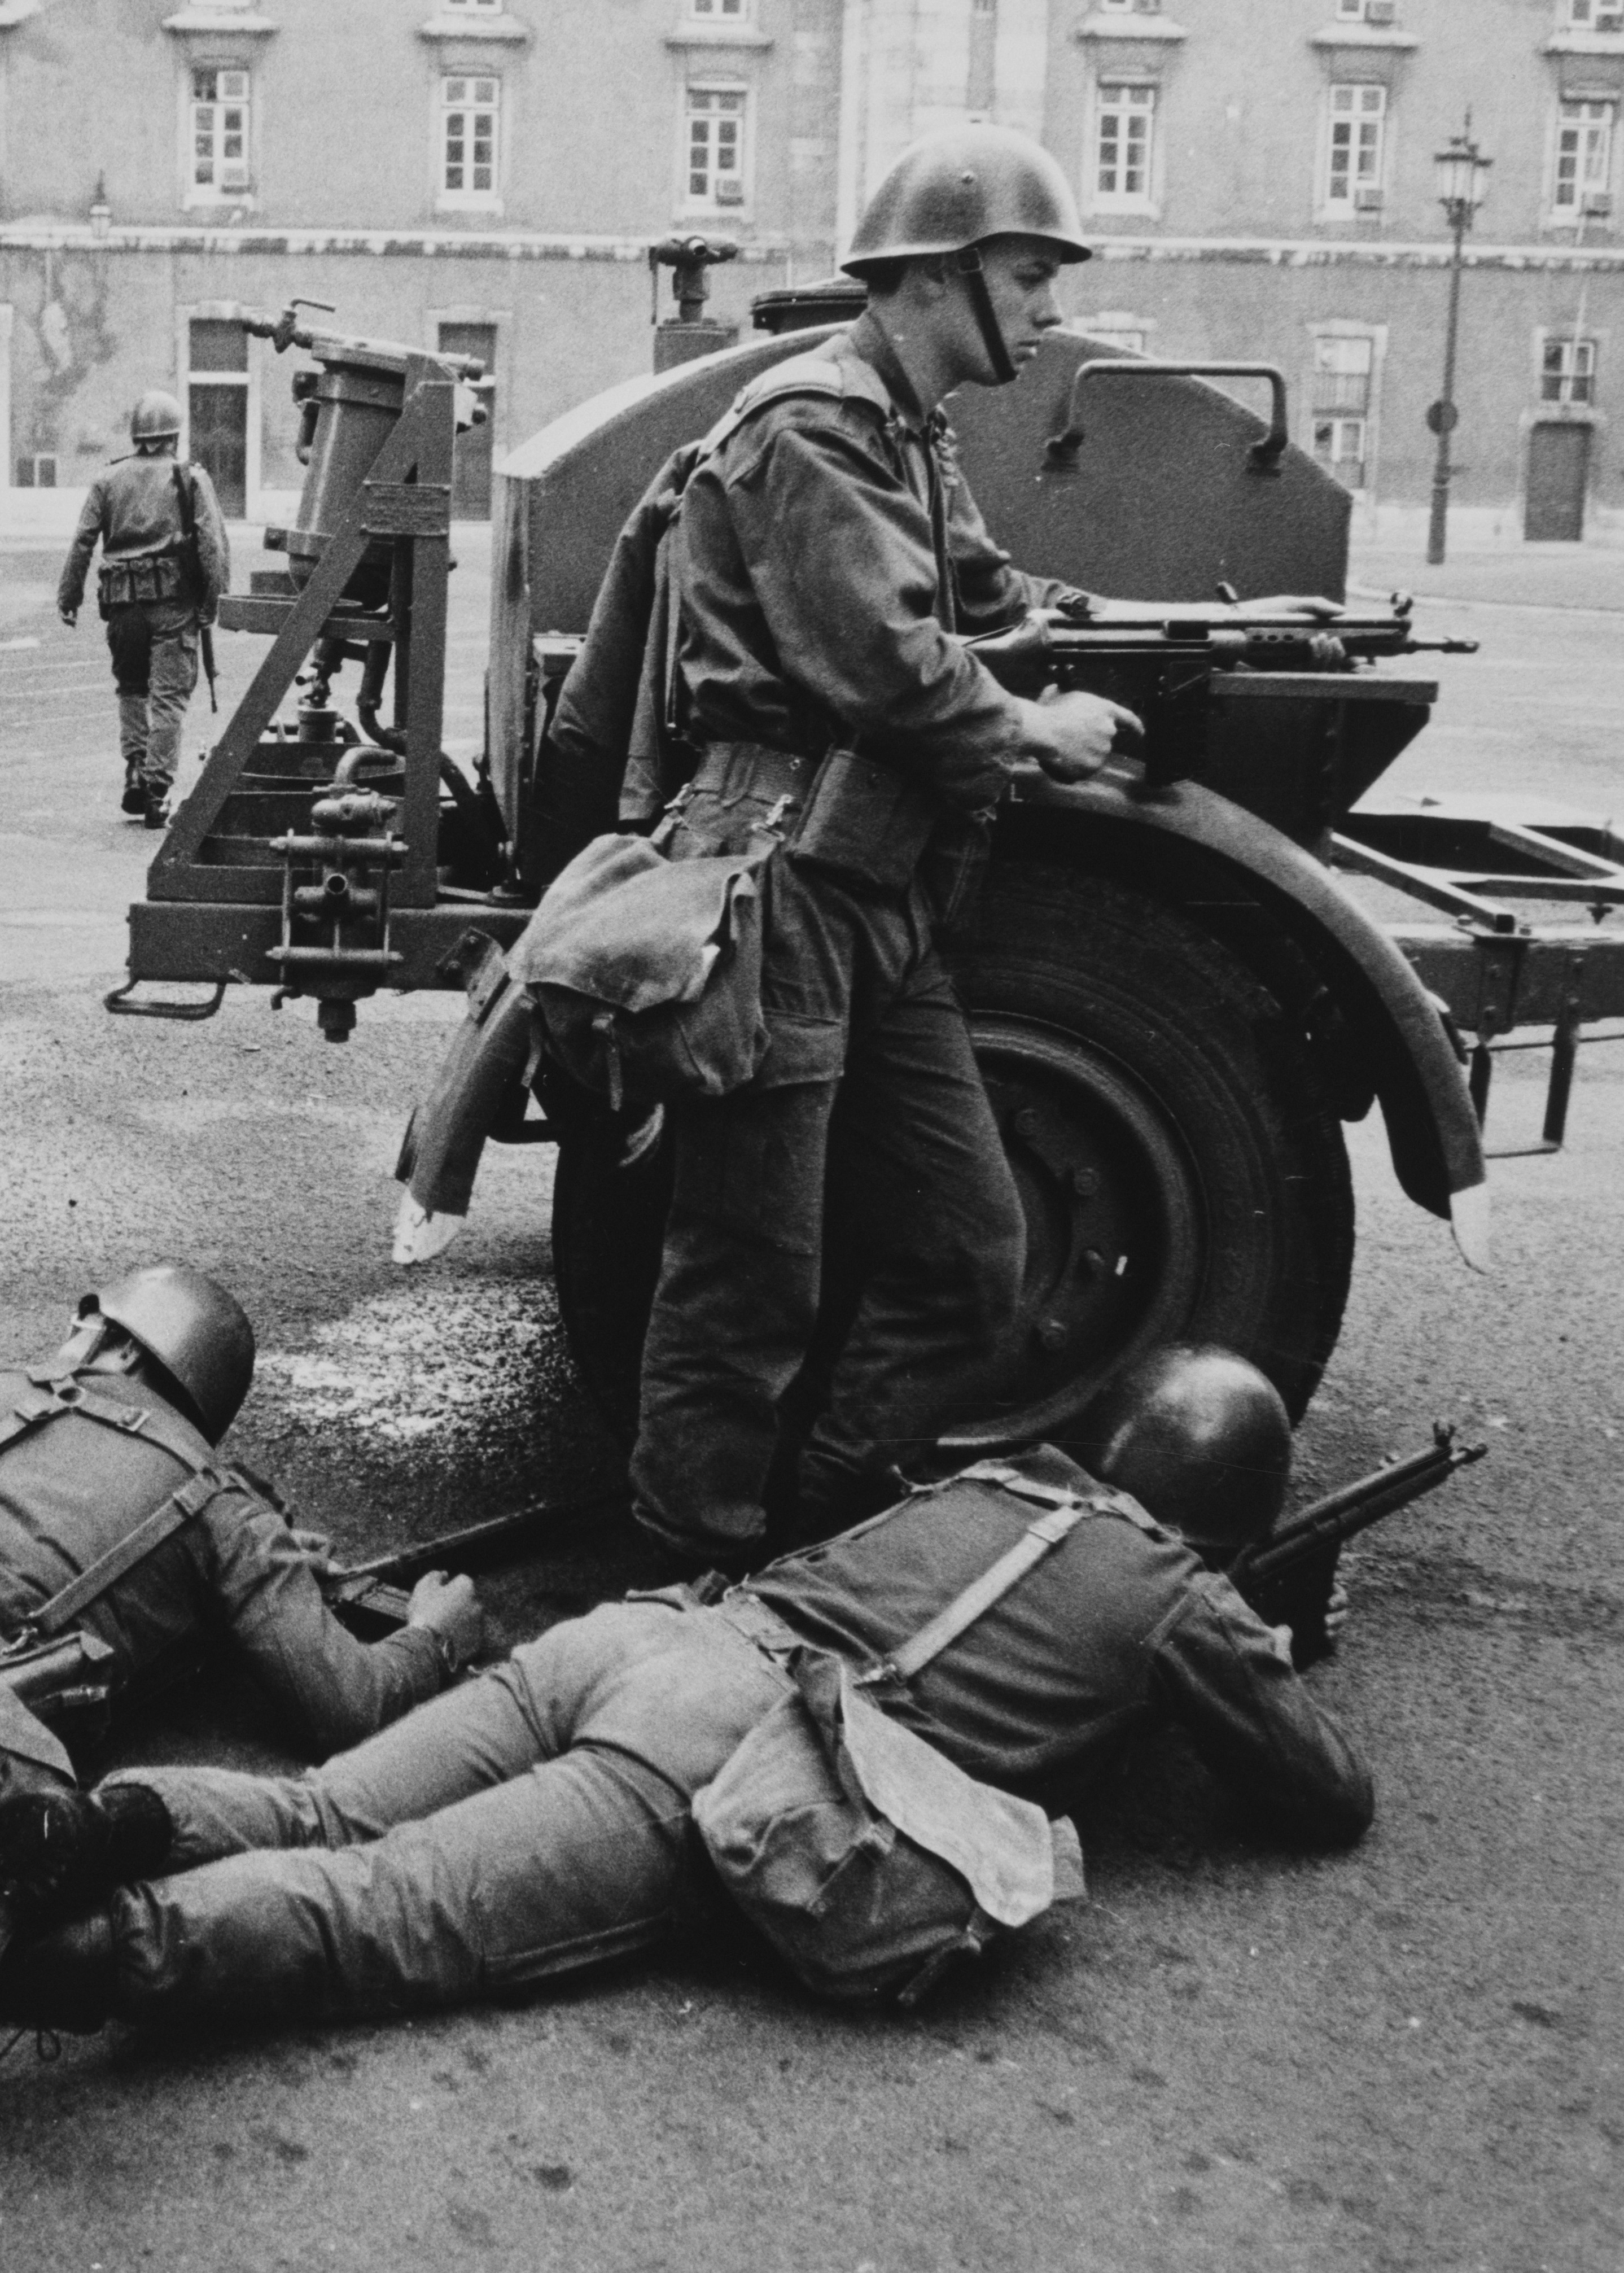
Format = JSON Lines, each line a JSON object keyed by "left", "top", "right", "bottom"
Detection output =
{"left": 29, "top": 1468, "right": 226, "bottom": 1640}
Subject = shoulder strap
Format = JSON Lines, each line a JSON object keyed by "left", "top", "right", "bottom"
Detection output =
{"left": 698, "top": 348, "right": 890, "bottom": 465}
{"left": 27, "top": 1466, "right": 228, "bottom": 1640}
{"left": 856, "top": 1461, "right": 1156, "bottom": 1689}
{"left": 15, "top": 1372, "right": 217, "bottom": 1473}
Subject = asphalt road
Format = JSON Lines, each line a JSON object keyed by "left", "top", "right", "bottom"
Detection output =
{"left": 0, "top": 532, "right": 1620, "bottom": 2273}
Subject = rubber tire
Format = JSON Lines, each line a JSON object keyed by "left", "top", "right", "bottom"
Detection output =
{"left": 952, "top": 863, "right": 1354, "bottom": 1427}
{"left": 550, "top": 864, "right": 1355, "bottom": 1441}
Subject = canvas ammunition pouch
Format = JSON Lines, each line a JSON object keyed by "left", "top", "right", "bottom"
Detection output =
{"left": 663, "top": 738, "right": 944, "bottom": 898}
{"left": 510, "top": 832, "right": 771, "bottom": 1113}
{"left": 97, "top": 550, "right": 187, "bottom": 617}
{"left": 690, "top": 1457, "right": 1143, "bottom": 2005}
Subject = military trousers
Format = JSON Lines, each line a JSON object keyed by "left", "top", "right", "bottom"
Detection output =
{"left": 105, "top": 601, "right": 199, "bottom": 795}
{"left": 631, "top": 850, "right": 1027, "bottom": 1562}
{"left": 99, "top": 1598, "right": 791, "bottom": 2029}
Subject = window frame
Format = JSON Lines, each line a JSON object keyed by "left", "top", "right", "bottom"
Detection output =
{"left": 184, "top": 61, "right": 253, "bottom": 209}
{"left": 680, "top": 80, "right": 752, "bottom": 216}
{"left": 1549, "top": 94, "right": 1617, "bottom": 221}
{"left": 689, "top": 0, "right": 750, "bottom": 16}
{"left": 1566, "top": 1, "right": 1624, "bottom": 32}
{"left": 1320, "top": 81, "right": 1389, "bottom": 218}
{"left": 1539, "top": 331, "right": 1600, "bottom": 403}
{"left": 436, "top": 71, "right": 504, "bottom": 213}
{"left": 1305, "top": 322, "right": 1385, "bottom": 499}
{"left": 1089, "top": 78, "right": 1159, "bottom": 216}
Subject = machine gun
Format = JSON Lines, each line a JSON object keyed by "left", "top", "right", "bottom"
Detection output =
{"left": 969, "top": 597, "right": 1479, "bottom": 794}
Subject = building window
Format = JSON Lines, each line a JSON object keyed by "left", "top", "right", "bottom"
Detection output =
{"left": 1566, "top": 2, "right": 1624, "bottom": 30}
{"left": 14, "top": 453, "right": 58, "bottom": 489}
{"left": 1336, "top": 0, "right": 1400, "bottom": 21}
{"left": 1542, "top": 334, "right": 1598, "bottom": 401}
{"left": 1324, "top": 84, "right": 1386, "bottom": 211}
{"left": 441, "top": 76, "right": 500, "bottom": 204}
{"left": 690, "top": 0, "right": 747, "bottom": 14}
{"left": 1311, "top": 334, "right": 1375, "bottom": 491}
{"left": 685, "top": 85, "right": 748, "bottom": 209}
{"left": 443, "top": 0, "right": 503, "bottom": 9}
{"left": 191, "top": 67, "right": 251, "bottom": 198}
{"left": 1093, "top": 83, "right": 1157, "bottom": 209}
{"left": 1553, "top": 98, "right": 1615, "bottom": 214}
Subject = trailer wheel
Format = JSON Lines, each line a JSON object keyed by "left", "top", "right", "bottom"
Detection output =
{"left": 551, "top": 865, "right": 1354, "bottom": 1444}
{"left": 947, "top": 864, "right": 1354, "bottom": 1432}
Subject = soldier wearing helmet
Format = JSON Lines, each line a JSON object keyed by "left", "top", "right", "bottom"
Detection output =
{"left": 56, "top": 388, "right": 231, "bottom": 826}
{"left": 0, "top": 1345, "right": 1370, "bottom": 2042}
{"left": 625, "top": 124, "right": 1145, "bottom": 1576}
{"left": 0, "top": 1264, "right": 481, "bottom": 1851}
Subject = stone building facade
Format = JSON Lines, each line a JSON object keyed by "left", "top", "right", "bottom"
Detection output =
{"left": 1, "top": 0, "right": 1621, "bottom": 540}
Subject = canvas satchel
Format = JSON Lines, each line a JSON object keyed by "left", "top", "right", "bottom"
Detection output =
{"left": 510, "top": 831, "right": 771, "bottom": 1111}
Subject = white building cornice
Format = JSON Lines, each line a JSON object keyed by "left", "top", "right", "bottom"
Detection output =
{"left": 1543, "top": 30, "right": 1624, "bottom": 54}
{"left": 664, "top": 24, "right": 773, "bottom": 49}
{"left": 1309, "top": 23, "right": 1419, "bottom": 49}
{"left": 418, "top": 11, "right": 531, "bottom": 43}
{"left": 0, "top": 222, "right": 789, "bottom": 260}
{"left": 1074, "top": 12, "right": 1187, "bottom": 42}
{"left": 163, "top": 8, "right": 279, "bottom": 32}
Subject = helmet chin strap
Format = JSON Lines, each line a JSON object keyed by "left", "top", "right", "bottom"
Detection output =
{"left": 951, "top": 246, "right": 1018, "bottom": 385}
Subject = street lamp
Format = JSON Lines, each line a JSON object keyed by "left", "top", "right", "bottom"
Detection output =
{"left": 1426, "top": 123, "right": 1492, "bottom": 565}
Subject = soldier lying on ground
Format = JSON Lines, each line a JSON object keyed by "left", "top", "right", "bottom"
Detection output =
{"left": 0, "top": 1265, "right": 483, "bottom": 1877}
{"left": 0, "top": 1348, "right": 1371, "bottom": 2037}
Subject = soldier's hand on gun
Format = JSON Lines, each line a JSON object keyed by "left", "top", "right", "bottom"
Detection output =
{"left": 1023, "top": 684, "right": 1145, "bottom": 783}
{"left": 406, "top": 1571, "right": 484, "bottom": 1669}
{"left": 287, "top": 1525, "right": 335, "bottom": 1573}
{"left": 1229, "top": 593, "right": 1345, "bottom": 621}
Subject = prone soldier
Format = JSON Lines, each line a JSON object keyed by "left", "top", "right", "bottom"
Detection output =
{"left": 0, "top": 1349, "right": 1373, "bottom": 2036}
{"left": 0, "top": 1264, "right": 481, "bottom": 1904}
{"left": 56, "top": 391, "right": 230, "bottom": 828}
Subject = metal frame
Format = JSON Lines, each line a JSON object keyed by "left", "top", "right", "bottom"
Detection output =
{"left": 1334, "top": 798, "right": 1624, "bottom": 1153}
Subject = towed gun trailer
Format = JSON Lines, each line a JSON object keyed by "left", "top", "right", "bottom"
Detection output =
{"left": 109, "top": 275, "right": 1624, "bottom": 1468}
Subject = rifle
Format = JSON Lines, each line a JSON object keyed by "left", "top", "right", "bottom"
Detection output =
{"left": 968, "top": 598, "right": 1479, "bottom": 793}
{"left": 200, "top": 624, "right": 218, "bottom": 716}
{"left": 1230, "top": 1421, "right": 1487, "bottom": 1604}
{"left": 321, "top": 1489, "right": 628, "bottom": 1637}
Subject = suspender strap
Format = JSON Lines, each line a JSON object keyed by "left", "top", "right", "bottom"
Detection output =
{"left": 854, "top": 1462, "right": 1155, "bottom": 1690}
{"left": 28, "top": 1467, "right": 227, "bottom": 1640}
{"left": 12, "top": 1372, "right": 217, "bottom": 1474}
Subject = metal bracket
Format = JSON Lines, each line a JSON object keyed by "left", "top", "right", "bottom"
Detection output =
{"left": 103, "top": 977, "right": 228, "bottom": 1021}
{"left": 1047, "top": 360, "right": 1291, "bottom": 472}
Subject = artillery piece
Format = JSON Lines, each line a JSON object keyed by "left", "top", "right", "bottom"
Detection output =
{"left": 108, "top": 277, "right": 1624, "bottom": 1448}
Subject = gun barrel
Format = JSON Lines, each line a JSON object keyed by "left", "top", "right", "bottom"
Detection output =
{"left": 1241, "top": 1434, "right": 1486, "bottom": 1586}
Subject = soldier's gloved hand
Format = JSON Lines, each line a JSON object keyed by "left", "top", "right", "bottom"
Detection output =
{"left": 1323, "top": 1575, "right": 1351, "bottom": 1650}
{"left": 406, "top": 1571, "right": 484, "bottom": 1675}
{"left": 286, "top": 1526, "right": 334, "bottom": 1572}
{"left": 1021, "top": 685, "right": 1144, "bottom": 783}
{"left": 58, "top": 607, "right": 77, "bottom": 630}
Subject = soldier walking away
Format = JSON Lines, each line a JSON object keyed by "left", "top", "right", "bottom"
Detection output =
{"left": 622, "top": 125, "right": 1146, "bottom": 1575}
{"left": 0, "top": 1349, "right": 1372, "bottom": 2039}
{"left": 0, "top": 1264, "right": 481, "bottom": 1920}
{"left": 56, "top": 391, "right": 230, "bottom": 829}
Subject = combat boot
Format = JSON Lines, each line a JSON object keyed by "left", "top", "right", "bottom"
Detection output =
{"left": 143, "top": 792, "right": 171, "bottom": 830}
{"left": 0, "top": 1783, "right": 171, "bottom": 1947}
{"left": 0, "top": 1910, "right": 117, "bottom": 2035}
{"left": 121, "top": 763, "right": 147, "bottom": 817}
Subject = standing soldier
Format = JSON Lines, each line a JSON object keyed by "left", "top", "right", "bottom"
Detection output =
{"left": 627, "top": 125, "right": 1140, "bottom": 1575}
{"left": 56, "top": 390, "right": 230, "bottom": 828}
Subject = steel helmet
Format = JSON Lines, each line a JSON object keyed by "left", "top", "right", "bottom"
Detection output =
{"left": 1080, "top": 1344, "right": 1292, "bottom": 1561}
{"left": 842, "top": 124, "right": 1092, "bottom": 277}
{"left": 129, "top": 390, "right": 183, "bottom": 446}
{"left": 80, "top": 1264, "right": 255, "bottom": 1444}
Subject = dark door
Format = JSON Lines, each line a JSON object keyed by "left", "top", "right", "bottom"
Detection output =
{"left": 1525, "top": 422, "right": 1590, "bottom": 542}
{"left": 439, "top": 321, "right": 497, "bottom": 518}
{"left": 188, "top": 318, "right": 248, "bottom": 517}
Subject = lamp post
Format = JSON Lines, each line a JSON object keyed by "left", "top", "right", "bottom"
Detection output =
{"left": 1426, "top": 123, "right": 1492, "bottom": 565}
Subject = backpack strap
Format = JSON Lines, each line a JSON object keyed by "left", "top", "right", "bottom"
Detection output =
{"left": 1, "top": 1373, "right": 230, "bottom": 1641}
{"left": 25, "top": 1466, "right": 229, "bottom": 1640}
{"left": 855, "top": 1461, "right": 1156, "bottom": 1689}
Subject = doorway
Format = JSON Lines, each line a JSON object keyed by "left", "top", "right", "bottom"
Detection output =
{"left": 1524, "top": 422, "right": 1590, "bottom": 542}
{"left": 187, "top": 318, "right": 248, "bottom": 517}
{"left": 438, "top": 321, "right": 496, "bottom": 518}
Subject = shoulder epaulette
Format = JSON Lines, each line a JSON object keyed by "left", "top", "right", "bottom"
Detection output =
{"left": 699, "top": 347, "right": 894, "bottom": 461}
